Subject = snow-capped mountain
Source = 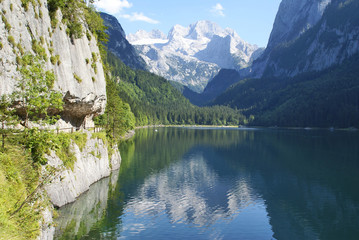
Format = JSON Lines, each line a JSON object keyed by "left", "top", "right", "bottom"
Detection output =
{"left": 128, "top": 21, "right": 263, "bottom": 92}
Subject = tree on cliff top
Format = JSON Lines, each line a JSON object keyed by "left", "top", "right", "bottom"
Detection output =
{"left": 12, "top": 54, "right": 63, "bottom": 128}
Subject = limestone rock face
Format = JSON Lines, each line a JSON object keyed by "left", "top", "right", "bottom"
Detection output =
{"left": 44, "top": 132, "right": 121, "bottom": 208}
{"left": 0, "top": 0, "right": 106, "bottom": 127}
{"left": 241, "top": 0, "right": 333, "bottom": 78}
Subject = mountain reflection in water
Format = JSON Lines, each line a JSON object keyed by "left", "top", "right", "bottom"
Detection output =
{"left": 56, "top": 127, "right": 359, "bottom": 240}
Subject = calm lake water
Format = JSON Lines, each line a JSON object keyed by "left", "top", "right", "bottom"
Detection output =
{"left": 55, "top": 127, "right": 359, "bottom": 240}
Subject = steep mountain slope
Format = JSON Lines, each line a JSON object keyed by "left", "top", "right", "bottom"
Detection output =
{"left": 242, "top": 0, "right": 333, "bottom": 78}
{"left": 214, "top": 53, "right": 359, "bottom": 127}
{"left": 263, "top": 0, "right": 359, "bottom": 77}
{"left": 183, "top": 69, "right": 241, "bottom": 106}
{"left": 107, "top": 52, "right": 246, "bottom": 126}
{"left": 100, "top": 12, "right": 147, "bottom": 70}
{"left": 213, "top": 0, "right": 359, "bottom": 128}
{"left": 128, "top": 21, "right": 262, "bottom": 92}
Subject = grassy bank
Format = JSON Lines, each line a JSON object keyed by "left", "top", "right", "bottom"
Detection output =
{"left": 0, "top": 138, "right": 43, "bottom": 239}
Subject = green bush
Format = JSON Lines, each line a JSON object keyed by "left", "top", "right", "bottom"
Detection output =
{"left": 7, "top": 35, "right": 15, "bottom": 46}
{"left": 31, "top": 40, "right": 47, "bottom": 60}
{"left": 73, "top": 73, "right": 82, "bottom": 83}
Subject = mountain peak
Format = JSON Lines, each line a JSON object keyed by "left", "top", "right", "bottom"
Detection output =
{"left": 127, "top": 29, "right": 167, "bottom": 45}
{"left": 187, "top": 20, "right": 224, "bottom": 40}
{"left": 129, "top": 20, "right": 261, "bottom": 91}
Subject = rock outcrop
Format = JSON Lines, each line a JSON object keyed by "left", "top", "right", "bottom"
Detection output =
{"left": 0, "top": 0, "right": 106, "bottom": 127}
{"left": 54, "top": 170, "right": 119, "bottom": 239}
{"left": 242, "top": 0, "right": 359, "bottom": 79}
{"left": 100, "top": 12, "right": 147, "bottom": 71}
{"left": 241, "top": 0, "right": 332, "bottom": 78}
{"left": 44, "top": 132, "right": 121, "bottom": 208}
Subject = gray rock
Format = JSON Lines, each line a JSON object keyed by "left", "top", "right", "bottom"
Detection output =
{"left": 0, "top": 0, "right": 106, "bottom": 127}
{"left": 44, "top": 132, "right": 121, "bottom": 208}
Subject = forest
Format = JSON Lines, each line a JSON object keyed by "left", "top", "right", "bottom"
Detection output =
{"left": 212, "top": 53, "right": 359, "bottom": 128}
{"left": 104, "top": 52, "right": 248, "bottom": 130}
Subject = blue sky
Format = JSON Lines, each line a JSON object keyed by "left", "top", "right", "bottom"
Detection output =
{"left": 94, "top": 0, "right": 282, "bottom": 47}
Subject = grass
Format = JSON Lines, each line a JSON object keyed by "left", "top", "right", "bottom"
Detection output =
{"left": 0, "top": 142, "right": 42, "bottom": 239}
{"left": 69, "top": 131, "right": 87, "bottom": 151}
{"left": 0, "top": 130, "right": 111, "bottom": 239}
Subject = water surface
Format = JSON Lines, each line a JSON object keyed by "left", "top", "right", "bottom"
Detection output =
{"left": 55, "top": 127, "right": 359, "bottom": 240}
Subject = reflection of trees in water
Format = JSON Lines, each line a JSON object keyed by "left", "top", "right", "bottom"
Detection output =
{"left": 208, "top": 130, "right": 359, "bottom": 240}
{"left": 124, "top": 128, "right": 359, "bottom": 239}
{"left": 54, "top": 170, "right": 120, "bottom": 240}
{"left": 56, "top": 128, "right": 359, "bottom": 240}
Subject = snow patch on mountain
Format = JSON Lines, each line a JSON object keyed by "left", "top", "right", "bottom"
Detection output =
{"left": 127, "top": 20, "right": 262, "bottom": 92}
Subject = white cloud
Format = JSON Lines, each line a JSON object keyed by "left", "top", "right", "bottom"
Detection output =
{"left": 120, "top": 12, "right": 159, "bottom": 24}
{"left": 94, "top": 0, "right": 132, "bottom": 15}
{"left": 211, "top": 3, "right": 225, "bottom": 17}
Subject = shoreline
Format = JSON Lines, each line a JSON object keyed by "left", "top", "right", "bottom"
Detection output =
{"left": 134, "top": 124, "right": 358, "bottom": 132}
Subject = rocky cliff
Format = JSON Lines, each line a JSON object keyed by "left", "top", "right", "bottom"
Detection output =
{"left": 0, "top": 0, "right": 106, "bottom": 128}
{"left": 100, "top": 12, "right": 147, "bottom": 71}
{"left": 38, "top": 131, "right": 121, "bottom": 240}
{"left": 262, "top": 0, "right": 359, "bottom": 77}
{"left": 242, "top": 0, "right": 333, "bottom": 78}
{"left": 44, "top": 132, "right": 121, "bottom": 208}
{"left": 0, "top": 1, "right": 124, "bottom": 239}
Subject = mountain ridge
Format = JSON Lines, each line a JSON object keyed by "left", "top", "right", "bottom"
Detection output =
{"left": 127, "top": 20, "right": 262, "bottom": 92}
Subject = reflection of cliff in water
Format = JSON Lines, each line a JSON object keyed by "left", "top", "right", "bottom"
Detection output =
{"left": 54, "top": 170, "right": 120, "bottom": 240}
{"left": 120, "top": 128, "right": 359, "bottom": 239}
{"left": 56, "top": 128, "right": 359, "bottom": 239}
{"left": 204, "top": 130, "right": 359, "bottom": 240}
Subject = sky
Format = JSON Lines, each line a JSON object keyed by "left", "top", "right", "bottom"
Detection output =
{"left": 94, "top": 0, "right": 282, "bottom": 47}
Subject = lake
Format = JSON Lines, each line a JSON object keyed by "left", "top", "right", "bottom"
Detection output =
{"left": 55, "top": 127, "right": 359, "bottom": 240}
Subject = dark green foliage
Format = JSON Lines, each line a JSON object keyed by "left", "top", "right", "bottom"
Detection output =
{"left": 73, "top": 73, "right": 82, "bottom": 83}
{"left": 2, "top": 13, "right": 11, "bottom": 32}
{"left": 50, "top": 54, "right": 60, "bottom": 65}
{"left": 47, "top": 0, "right": 108, "bottom": 43}
{"left": 12, "top": 54, "right": 63, "bottom": 127}
{"left": 104, "top": 78, "right": 136, "bottom": 141}
{"left": 213, "top": 53, "right": 359, "bottom": 128}
{"left": 31, "top": 40, "right": 47, "bottom": 60}
{"left": 7, "top": 35, "right": 15, "bottom": 46}
{"left": 107, "top": 52, "right": 246, "bottom": 126}
{"left": 21, "top": 0, "right": 36, "bottom": 11}
{"left": 22, "top": 128, "right": 53, "bottom": 164}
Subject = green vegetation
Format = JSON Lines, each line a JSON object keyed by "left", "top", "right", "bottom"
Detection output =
{"left": 0, "top": 52, "right": 68, "bottom": 239}
{"left": 73, "top": 73, "right": 82, "bottom": 83}
{"left": 31, "top": 40, "right": 47, "bottom": 61}
{"left": 213, "top": 53, "right": 359, "bottom": 128}
{"left": 21, "top": 0, "right": 37, "bottom": 11}
{"left": 12, "top": 54, "right": 63, "bottom": 127}
{"left": 47, "top": 0, "right": 107, "bottom": 43}
{"left": 106, "top": 52, "right": 247, "bottom": 126}
{"left": 7, "top": 35, "right": 15, "bottom": 46}
{"left": 50, "top": 54, "right": 60, "bottom": 65}
{"left": 0, "top": 142, "right": 42, "bottom": 239}
{"left": 2, "top": 13, "right": 11, "bottom": 32}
